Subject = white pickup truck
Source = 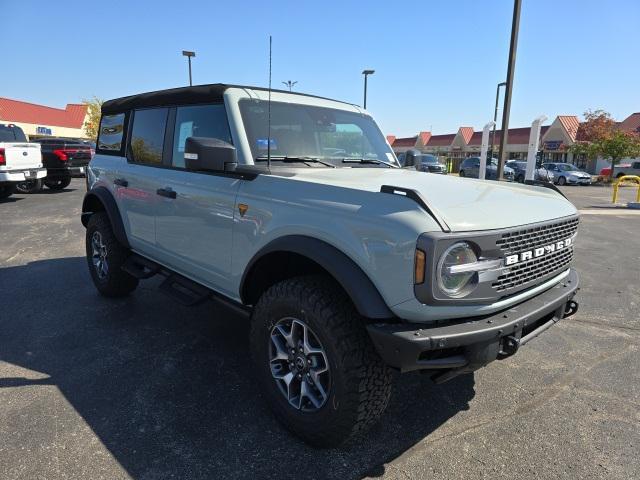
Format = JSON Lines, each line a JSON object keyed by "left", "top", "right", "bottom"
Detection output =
{"left": 0, "top": 124, "right": 47, "bottom": 200}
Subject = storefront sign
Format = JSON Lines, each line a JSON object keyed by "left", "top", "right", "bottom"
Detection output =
{"left": 544, "top": 140, "right": 562, "bottom": 151}
{"left": 36, "top": 126, "right": 53, "bottom": 135}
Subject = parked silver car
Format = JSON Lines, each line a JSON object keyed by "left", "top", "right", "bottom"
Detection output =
{"left": 542, "top": 162, "right": 592, "bottom": 185}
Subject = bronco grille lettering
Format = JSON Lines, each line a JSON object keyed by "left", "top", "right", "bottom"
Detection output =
{"left": 505, "top": 238, "right": 572, "bottom": 266}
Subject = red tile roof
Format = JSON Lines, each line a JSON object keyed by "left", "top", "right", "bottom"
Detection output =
{"left": 619, "top": 112, "right": 640, "bottom": 133}
{"left": 467, "top": 126, "right": 549, "bottom": 146}
{"left": 0, "top": 97, "right": 87, "bottom": 129}
{"left": 557, "top": 115, "right": 580, "bottom": 141}
{"left": 386, "top": 135, "right": 396, "bottom": 145}
{"left": 458, "top": 127, "right": 474, "bottom": 144}
{"left": 391, "top": 136, "right": 418, "bottom": 147}
{"left": 418, "top": 131, "right": 431, "bottom": 145}
{"left": 426, "top": 133, "right": 456, "bottom": 146}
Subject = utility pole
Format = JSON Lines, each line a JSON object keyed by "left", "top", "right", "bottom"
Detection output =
{"left": 282, "top": 80, "right": 298, "bottom": 91}
{"left": 362, "top": 69, "right": 375, "bottom": 109}
{"left": 182, "top": 50, "right": 195, "bottom": 86}
{"left": 491, "top": 82, "right": 506, "bottom": 158}
{"left": 497, "top": 0, "right": 522, "bottom": 180}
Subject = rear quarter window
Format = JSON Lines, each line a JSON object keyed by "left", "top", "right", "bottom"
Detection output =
{"left": 97, "top": 113, "right": 126, "bottom": 154}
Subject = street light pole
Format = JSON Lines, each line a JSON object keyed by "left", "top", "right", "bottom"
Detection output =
{"left": 497, "top": 0, "right": 522, "bottom": 181}
{"left": 491, "top": 82, "right": 507, "bottom": 158}
{"left": 282, "top": 80, "right": 298, "bottom": 91}
{"left": 182, "top": 50, "right": 195, "bottom": 86}
{"left": 362, "top": 69, "right": 375, "bottom": 109}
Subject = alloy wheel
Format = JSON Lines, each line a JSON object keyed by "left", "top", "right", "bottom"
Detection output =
{"left": 91, "top": 231, "right": 109, "bottom": 279}
{"left": 269, "top": 317, "right": 331, "bottom": 412}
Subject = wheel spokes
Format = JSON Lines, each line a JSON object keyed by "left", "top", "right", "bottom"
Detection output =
{"left": 268, "top": 317, "right": 331, "bottom": 412}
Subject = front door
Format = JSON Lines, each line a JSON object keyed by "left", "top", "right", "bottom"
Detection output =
{"left": 153, "top": 104, "right": 240, "bottom": 297}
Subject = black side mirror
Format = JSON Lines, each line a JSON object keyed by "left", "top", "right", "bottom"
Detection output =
{"left": 184, "top": 137, "right": 237, "bottom": 172}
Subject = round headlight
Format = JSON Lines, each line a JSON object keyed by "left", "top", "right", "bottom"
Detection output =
{"left": 437, "top": 242, "right": 478, "bottom": 297}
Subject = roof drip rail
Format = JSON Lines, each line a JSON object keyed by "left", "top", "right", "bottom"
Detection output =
{"left": 380, "top": 185, "right": 450, "bottom": 232}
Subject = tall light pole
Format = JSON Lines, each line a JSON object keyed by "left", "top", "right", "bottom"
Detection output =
{"left": 490, "top": 82, "right": 507, "bottom": 158}
{"left": 282, "top": 80, "right": 298, "bottom": 91}
{"left": 182, "top": 50, "right": 195, "bottom": 86}
{"left": 497, "top": 0, "right": 522, "bottom": 180}
{"left": 362, "top": 69, "right": 375, "bottom": 109}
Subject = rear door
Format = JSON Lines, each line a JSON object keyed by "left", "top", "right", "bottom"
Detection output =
{"left": 116, "top": 108, "right": 169, "bottom": 254}
{"left": 153, "top": 103, "right": 241, "bottom": 296}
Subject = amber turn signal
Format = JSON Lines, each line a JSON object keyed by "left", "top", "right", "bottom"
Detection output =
{"left": 414, "top": 249, "right": 426, "bottom": 284}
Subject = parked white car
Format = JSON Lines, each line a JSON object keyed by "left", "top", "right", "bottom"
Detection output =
{"left": 0, "top": 124, "right": 47, "bottom": 199}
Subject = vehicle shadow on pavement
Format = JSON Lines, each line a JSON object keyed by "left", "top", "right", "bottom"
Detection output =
{"left": 0, "top": 257, "right": 475, "bottom": 480}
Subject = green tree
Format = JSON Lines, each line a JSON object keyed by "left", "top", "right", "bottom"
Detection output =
{"left": 568, "top": 109, "right": 640, "bottom": 180}
{"left": 82, "top": 96, "right": 104, "bottom": 140}
{"left": 593, "top": 130, "right": 640, "bottom": 180}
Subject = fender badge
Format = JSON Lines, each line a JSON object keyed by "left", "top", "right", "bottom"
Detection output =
{"left": 238, "top": 203, "right": 249, "bottom": 217}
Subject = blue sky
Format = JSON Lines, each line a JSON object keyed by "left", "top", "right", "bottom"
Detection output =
{"left": 2, "top": 0, "right": 639, "bottom": 136}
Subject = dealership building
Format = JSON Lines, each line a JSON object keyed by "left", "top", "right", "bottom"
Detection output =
{"left": 0, "top": 97, "right": 89, "bottom": 140}
{"left": 388, "top": 112, "right": 640, "bottom": 174}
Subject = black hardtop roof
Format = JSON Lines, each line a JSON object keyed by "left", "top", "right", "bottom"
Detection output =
{"left": 101, "top": 83, "right": 354, "bottom": 115}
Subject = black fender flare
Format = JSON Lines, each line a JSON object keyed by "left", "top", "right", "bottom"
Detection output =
{"left": 81, "top": 186, "right": 130, "bottom": 249}
{"left": 240, "top": 235, "right": 394, "bottom": 319}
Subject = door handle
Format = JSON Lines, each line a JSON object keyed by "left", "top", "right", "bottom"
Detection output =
{"left": 156, "top": 187, "right": 177, "bottom": 199}
{"left": 114, "top": 178, "right": 128, "bottom": 187}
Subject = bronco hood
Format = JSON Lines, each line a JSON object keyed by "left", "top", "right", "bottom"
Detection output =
{"left": 287, "top": 168, "right": 578, "bottom": 232}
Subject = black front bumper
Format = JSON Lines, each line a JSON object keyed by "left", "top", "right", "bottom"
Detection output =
{"left": 367, "top": 269, "right": 579, "bottom": 381}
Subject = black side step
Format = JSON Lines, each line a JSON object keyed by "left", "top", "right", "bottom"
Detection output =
{"left": 122, "top": 255, "right": 161, "bottom": 279}
{"left": 159, "top": 274, "right": 211, "bottom": 306}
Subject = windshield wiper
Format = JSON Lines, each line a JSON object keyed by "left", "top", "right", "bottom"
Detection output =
{"left": 255, "top": 155, "right": 336, "bottom": 168}
{"left": 341, "top": 158, "right": 397, "bottom": 168}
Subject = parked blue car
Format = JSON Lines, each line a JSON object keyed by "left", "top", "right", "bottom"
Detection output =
{"left": 459, "top": 157, "right": 515, "bottom": 181}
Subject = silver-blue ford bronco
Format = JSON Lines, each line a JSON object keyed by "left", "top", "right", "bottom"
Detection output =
{"left": 81, "top": 84, "right": 579, "bottom": 447}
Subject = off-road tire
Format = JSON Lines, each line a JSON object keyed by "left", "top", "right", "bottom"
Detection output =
{"left": 85, "top": 212, "right": 138, "bottom": 297}
{"left": 15, "top": 179, "right": 43, "bottom": 194}
{"left": 250, "top": 275, "right": 393, "bottom": 447}
{"left": 0, "top": 184, "right": 16, "bottom": 200}
{"left": 557, "top": 176, "right": 566, "bottom": 186}
{"left": 44, "top": 176, "right": 72, "bottom": 190}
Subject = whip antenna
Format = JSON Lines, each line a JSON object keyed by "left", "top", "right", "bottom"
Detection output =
{"left": 267, "top": 35, "right": 272, "bottom": 169}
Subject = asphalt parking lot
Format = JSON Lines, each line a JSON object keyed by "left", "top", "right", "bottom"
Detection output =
{"left": 1, "top": 180, "right": 638, "bottom": 480}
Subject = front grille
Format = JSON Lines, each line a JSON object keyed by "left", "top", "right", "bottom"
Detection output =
{"left": 493, "top": 247, "right": 573, "bottom": 292}
{"left": 492, "top": 217, "right": 579, "bottom": 293}
{"left": 495, "top": 217, "right": 579, "bottom": 255}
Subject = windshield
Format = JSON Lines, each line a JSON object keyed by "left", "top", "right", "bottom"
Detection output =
{"left": 558, "top": 164, "right": 579, "bottom": 171}
{"left": 239, "top": 99, "right": 397, "bottom": 167}
{"left": 419, "top": 154, "right": 439, "bottom": 164}
{"left": 0, "top": 125, "right": 27, "bottom": 142}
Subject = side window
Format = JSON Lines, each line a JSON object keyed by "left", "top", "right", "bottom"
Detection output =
{"left": 474, "top": 159, "right": 480, "bottom": 167}
{"left": 172, "top": 104, "right": 232, "bottom": 168}
{"left": 129, "top": 108, "right": 168, "bottom": 165}
{"left": 97, "top": 113, "right": 126, "bottom": 152}
{"left": 633, "top": 162, "right": 640, "bottom": 169}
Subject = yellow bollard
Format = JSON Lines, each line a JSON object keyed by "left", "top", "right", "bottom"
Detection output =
{"left": 612, "top": 175, "right": 640, "bottom": 204}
